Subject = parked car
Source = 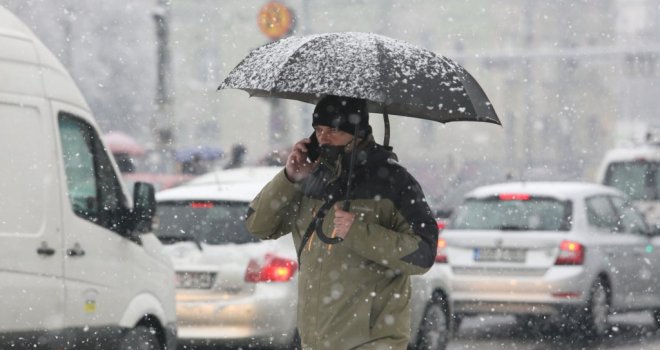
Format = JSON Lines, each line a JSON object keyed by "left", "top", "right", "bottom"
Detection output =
{"left": 425, "top": 181, "right": 659, "bottom": 338}
{"left": 122, "top": 172, "right": 195, "bottom": 192}
{"left": 596, "top": 139, "right": 660, "bottom": 231}
{"left": 155, "top": 167, "right": 440, "bottom": 349}
{"left": 155, "top": 177, "right": 299, "bottom": 348}
{"left": 0, "top": 6, "right": 176, "bottom": 349}
{"left": 184, "top": 165, "right": 283, "bottom": 186}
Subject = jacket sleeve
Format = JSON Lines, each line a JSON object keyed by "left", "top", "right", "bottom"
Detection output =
{"left": 245, "top": 170, "right": 301, "bottom": 240}
{"left": 341, "top": 172, "right": 438, "bottom": 275}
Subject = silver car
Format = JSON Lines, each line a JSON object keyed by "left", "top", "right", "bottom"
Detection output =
{"left": 424, "top": 181, "right": 660, "bottom": 337}
{"left": 155, "top": 178, "right": 299, "bottom": 348}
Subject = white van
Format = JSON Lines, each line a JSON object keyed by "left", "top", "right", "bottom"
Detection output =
{"left": 0, "top": 6, "right": 177, "bottom": 350}
{"left": 596, "top": 136, "right": 660, "bottom": 231}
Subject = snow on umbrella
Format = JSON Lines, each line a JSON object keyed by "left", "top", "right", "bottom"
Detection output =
{"left": 218, "top": 31, "right": 501, "bottom": 140}
{"left": 102, "top": 131, "right": 145, "bottom": 156}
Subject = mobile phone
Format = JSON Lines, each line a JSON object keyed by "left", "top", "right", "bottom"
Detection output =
{"left": 307, "top": 132, "right": 320, "bottom": 162}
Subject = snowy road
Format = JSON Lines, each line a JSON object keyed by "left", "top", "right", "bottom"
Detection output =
{"left": 448, "top": 312, "right": 660, "bottom": 350}
{"left": 180, "top": 312, "right": 660, "bottom": 350}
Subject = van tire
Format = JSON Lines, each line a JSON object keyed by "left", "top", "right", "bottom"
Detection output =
{"left": 414, "top": 293, "right": 450, "bottom": 350}
{"left": 119, "top": 325, "right": 163, "bottom": 350}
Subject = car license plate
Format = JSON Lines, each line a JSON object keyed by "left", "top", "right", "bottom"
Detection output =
{"left": 474, "top": 248, "right": 526, "bottom": 262}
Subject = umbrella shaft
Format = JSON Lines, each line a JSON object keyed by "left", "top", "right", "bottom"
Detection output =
{"left": 344, "top": 122, "right": 360, "bottom": 210}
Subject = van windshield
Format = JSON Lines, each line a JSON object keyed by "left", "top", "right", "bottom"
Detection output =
{"left": 155, "top": 201, "right": 259, "bottom": 245}
{"left": 448, "top": 197, "right": 572, "bottom": 231}
{"left": 604, "top": 161, "right": 659, "bottom": 201}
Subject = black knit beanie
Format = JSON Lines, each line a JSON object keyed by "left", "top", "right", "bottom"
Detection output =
{"left": 312, "top": 95, "right": 372, "bottom": 138}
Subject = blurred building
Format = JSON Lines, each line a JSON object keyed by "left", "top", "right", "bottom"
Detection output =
{"left": 4, "top": 0, "right": 660, "bottom": 202}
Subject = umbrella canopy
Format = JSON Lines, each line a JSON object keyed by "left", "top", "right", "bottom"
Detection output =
{"left": 175, "top": 145, "right": 224, "bottom": 163}
{"left": 218, "top": 32, "right": 500, "bottom": 126}
{"left": 103, "top": 131, "right": 145, "bottom": 156}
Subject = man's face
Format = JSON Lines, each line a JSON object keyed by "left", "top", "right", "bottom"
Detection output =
{"left": 314, "top": 125, "right": 353, "bottom": 146}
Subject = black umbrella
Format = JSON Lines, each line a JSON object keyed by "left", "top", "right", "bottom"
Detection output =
{"left": 218, "top": 32, "right": 501, "bottom": 244}
{"left": 219, "top": 32, "right": 500, "bottom": 145}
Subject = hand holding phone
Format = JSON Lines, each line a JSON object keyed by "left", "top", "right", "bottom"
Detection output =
{"left": 306, "top": 132, "right": 320, "bottom": 162}
{"left": 285, "top": 135, "right": 319, "bottom": 182}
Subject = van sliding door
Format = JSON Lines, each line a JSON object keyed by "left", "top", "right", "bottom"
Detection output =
{"left": 0, "top": 102, "right": 64, "bottom": 340}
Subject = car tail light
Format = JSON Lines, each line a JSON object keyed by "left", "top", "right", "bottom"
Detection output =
{"left": 435, "top": 237, "right": 448, "bottom": 263}
{"left": 190, "top": 201, "right": 214, "bottom": 208}
{"left": 554, "top": 240, "right": 584, "bottom": 265}
{"left": 498, "top": 193, "right": 531, "bottom": 201}
{"left": 245, "top": 254, "right": 298, "bottom": 283}
{"left": 552, "top": 291, "right": 582, "bottom": 299}
{"left": 437, "top": 220, "right": 446, "bottom": 231}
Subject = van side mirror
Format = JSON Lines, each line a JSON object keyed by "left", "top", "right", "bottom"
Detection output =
{"left": 132, "top": 181, "right": 156, "bottom": 234}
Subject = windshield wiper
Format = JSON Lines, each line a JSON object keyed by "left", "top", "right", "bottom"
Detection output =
{"left": 157, "top": 233, "right": 203, "bottom": 251}
{"left": 497, "top": 225, "right": 529, "bottom": 231}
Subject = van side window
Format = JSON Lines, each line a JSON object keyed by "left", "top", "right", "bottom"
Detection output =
{"left": 610, "top": 196, "right": 649, "bottom": 234}
{"left": 605, "top": 161, "right": 658, "bottom": 201}
{"left": 58, "top": 113, "right": 128, "bottom": 233}
{"left": 586, "top": 195, "right": 618, "bottom": 232}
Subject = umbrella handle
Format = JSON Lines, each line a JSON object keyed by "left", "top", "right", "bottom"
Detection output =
{"left": 383, "top": 105, "right": 390, "bottom": 148}
{"left": 315, "top": 218, "right": 344, "bottom": 244}
{"left": 309, "top": 200, "right": 344, "bottom": 245}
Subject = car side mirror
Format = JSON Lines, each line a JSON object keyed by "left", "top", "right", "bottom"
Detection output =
{"left": 132, "top": 181, "right": 156, "bottom": 234}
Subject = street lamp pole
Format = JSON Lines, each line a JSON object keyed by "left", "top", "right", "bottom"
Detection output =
{"left": 153, "top": 0, "right": 174, "bottom": 172}
{"left": 257, "top": 2, "right": 294, "bottom": 151}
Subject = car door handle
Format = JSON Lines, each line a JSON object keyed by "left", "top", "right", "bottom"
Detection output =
{"left": 37, "top": 242, "right": 55, "bottom": 256}
{"left": 66, "top": 243, "right": 85, "bottom": 257}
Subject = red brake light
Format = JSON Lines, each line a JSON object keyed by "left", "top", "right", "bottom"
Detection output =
{"left": 191, "top": 202, "right": 214, "bottom": 209}
{"left": 498, "top": 193, "right": 531, "bottom": 201}
{"left": 435, "top": 237, "right": 448, "bottom": 263}
{"left": 245, "top": 254, "right": 298, "bottom": 283}
{"left": 437, "top": 220, "right": 446, "bottom": 231}
{"left": 554, "top": 240, "right": 584, "bottom": 265}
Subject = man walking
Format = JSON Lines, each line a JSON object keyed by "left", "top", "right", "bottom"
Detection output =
{"left": 246, "top": 95, "right": 438, "bottom": 349}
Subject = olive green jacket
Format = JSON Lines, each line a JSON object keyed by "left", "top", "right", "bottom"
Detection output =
{"left": 246, "top": 141, "right": 438, "bottom": 349}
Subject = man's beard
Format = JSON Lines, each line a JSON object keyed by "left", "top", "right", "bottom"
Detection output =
{"left": 300, "top": 145, "right": 346, "bottom": 198}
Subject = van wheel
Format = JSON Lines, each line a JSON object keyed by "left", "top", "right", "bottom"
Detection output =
{"left": 119, "top": 325, "right": 162, "bottom": 350}
{"left": 414, "top": 294, "right": 450, "bottom": 350}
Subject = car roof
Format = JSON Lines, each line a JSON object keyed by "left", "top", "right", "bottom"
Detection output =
{"left": 185, "top": 166, "right": 282, "bottom": 186}
{"left": 600, "top": 144, "right": 660, "bottom": 162}
{"left": 465, "top": 181, "right": 622, "bottom": 201}
{"left": 156, "top": 181, "right": 267, "bottom": 202}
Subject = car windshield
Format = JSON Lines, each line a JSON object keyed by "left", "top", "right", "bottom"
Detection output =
{"left": 604, "top": 161, "right": 659, "bottom": 201}
{"left": 448, "top": 196, "right": 572, "bottom": 231}
{"left": 155, "top": 200, "right": 259, "bottom": 245}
